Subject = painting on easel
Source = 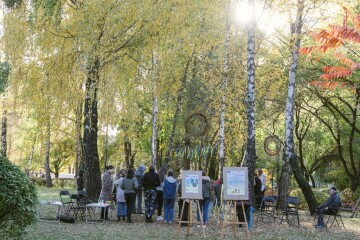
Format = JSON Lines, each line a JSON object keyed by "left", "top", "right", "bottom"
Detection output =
{"left": 181, "top": 170, "right": 203, "bottom": 199}
{"left": 223, "top": 167, "right": 249, "bottom": 201}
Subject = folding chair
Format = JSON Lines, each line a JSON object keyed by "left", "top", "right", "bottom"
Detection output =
{"left": 59, "top": 190, "right": 75, "bottom": 215}
{"left": 257, "top": 196, "right": 277, "bottom": 223}
{"left": 279, "top": 196, "right": 300, "bottom": 227}
{"left": 351, "top": 197, "right": 360, "bottom": 218}
{"left": 325, "top": 210, "right": 345, "bottom": 232}
{"left": 70, "top": 193, "right": 87, "bottom": 220}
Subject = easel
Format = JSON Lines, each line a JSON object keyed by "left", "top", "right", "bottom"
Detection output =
{"left": 221, "top": 200, "right": 250, "bottom": 239}
{"left": 176, "top": 198, "right": 206, "bottom": 238}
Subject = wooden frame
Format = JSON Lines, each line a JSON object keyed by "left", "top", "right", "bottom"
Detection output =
{"left": 181, "top": 170, "right": 203, "bottom": 199}
{"left": 223, "top": 167, "right": 249, "bottom": 201}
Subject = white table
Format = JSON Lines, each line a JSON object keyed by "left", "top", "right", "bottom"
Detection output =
{"left": 85, "top": 202, "right": 113, "bottom": 223}
{"left": 38, "top": 200, "right": 63, "bottom": 222}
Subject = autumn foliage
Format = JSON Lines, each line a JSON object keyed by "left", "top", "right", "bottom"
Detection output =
{"left": 300, "top": 7, "right": 360, "bottom": 90}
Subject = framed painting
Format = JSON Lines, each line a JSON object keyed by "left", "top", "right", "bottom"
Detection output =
{"left": 181, "top": 170, "right": 203, "bottom": 199}
{"left": 223, "top": 167, "right": 249, "bottom": 201}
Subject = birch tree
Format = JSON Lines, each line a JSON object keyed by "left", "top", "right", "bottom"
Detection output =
{"left": 278, "top": 0, "right": 317, "bottom": 213}
{"left": 218, "top": 0, "right": 230, "bottom": 182}
{"left": 244, "top": 0, "right": 257, "bottom": 198}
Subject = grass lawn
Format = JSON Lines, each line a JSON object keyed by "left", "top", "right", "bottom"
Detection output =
{"left": 25, "top": 187, "right": 360, "bottom": 240}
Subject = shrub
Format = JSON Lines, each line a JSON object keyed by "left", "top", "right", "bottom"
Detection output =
{"left": 0, "top": 156, "right": 38, "bottom": 239}
{"left": 52, "top": 178, "right": 76, "bottom": 188}
{"left": 29, "top": 177, "right": 47, "bottom": 186}
{"left": 290, "top": 188, "right": 329, "bottom": 210}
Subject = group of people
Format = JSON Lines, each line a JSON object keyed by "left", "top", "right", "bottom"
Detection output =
{"left": 97, "top": 164, "right": 181, "bottom": 224}
{"left": 77, "top": 166, "right": 342, "bottom": 229}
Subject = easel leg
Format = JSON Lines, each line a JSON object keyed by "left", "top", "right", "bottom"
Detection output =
{"left": 221, "top": 201, "right": 230, "bottom": 239}
{"left": 241, "top": 201, "right": 250, "bottom": 240}
{"left": 234, "top": 201, "right": 237, "bottom": 238}
{"left": 187, "top": 200, "right": 192, "bottom": 235}
{"left": 196, "top": 200, "right": 205, "bottom": 238}
{"left": 177, "top": 200, "right": 186, "bottom": 235}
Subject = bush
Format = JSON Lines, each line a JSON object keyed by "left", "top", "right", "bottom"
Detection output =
{"left": 290, "top": 188, "right": 329, "bottom": 210}
{"left": 0, "top": 156, "right": 38, "bottom": 239}
{"left": 29, "top": 177, "right": 47, "bottom": 186}
{"left": 52, "top": 178, "right": 76, "bottom": 188}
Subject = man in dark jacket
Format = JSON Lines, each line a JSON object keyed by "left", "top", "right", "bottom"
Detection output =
{"left": 142, "top": 164, "right": 160, "bottom": 222}
{"left": 135, "top": 165, "right": 146, "bottom": 214}
{"left": 315, "top": 186, "right": 341, "bottom": 228}
{"left": 197, "top": 170, "right": 211, "bottom": 226}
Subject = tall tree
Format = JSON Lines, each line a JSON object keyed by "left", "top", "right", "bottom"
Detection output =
{"left": 218, "top": 0, "right": 230, "bottom": 182}
{"left": 244, "top": 0, "right": 257, "bottom": 200}
{"left": 279, "top": 0, "right": 317, "bottom": 214}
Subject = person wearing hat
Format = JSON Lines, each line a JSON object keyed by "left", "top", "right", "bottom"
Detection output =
{"left": 315, "top": 186, "right": 341, "bottom": 229}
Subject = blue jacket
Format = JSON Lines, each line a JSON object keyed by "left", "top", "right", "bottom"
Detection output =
{"left": 163, "top": 176, "right": 177, "bottom": 199}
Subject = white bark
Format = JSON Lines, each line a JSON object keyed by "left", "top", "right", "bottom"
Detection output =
{"left": 151, "top": 52, "right": 158, "bottom": 165}
{"left": 219, "top": 0, "right": 230, "bottom": 180}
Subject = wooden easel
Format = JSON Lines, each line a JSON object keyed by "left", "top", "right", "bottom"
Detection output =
{"left": 176, "top": 198, "right": 206, "bottom": 238}
{"left": 221, "top": 200, "right": 250, "bottom": 239}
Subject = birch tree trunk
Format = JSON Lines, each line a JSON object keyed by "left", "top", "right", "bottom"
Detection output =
{"left": 279, "top": 0, "right": 317, "bottom": 214}
{"left": 151, "top": 52, "right": 158, "bottom": 165}
{"left": 245, "top": 0, "right": 257, "bottom": 200}
{"left": 1, "top": 110, "right": 6, "bottom": 157}
{"left": 83, "top": 58, "right": 102, "bottom": 201}
{"left": 44, "top": 121, "right": 52, "bottom": 187}
{"left": 27, "top": 136, "right": 36, "bottom": 172}
{"left": 151, "top": 95, "right": 158, "bottom": 165}
{"left": 218, "top": 0, "right": 230, "bottom": 182}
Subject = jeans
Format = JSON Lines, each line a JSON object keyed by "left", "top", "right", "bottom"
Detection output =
{"left": 317, "top": 208, "right": 333, "bottom": 226}
{"left": 124, "top": 193, "right": 136, "bottom": 221}
{"left": 163, "top": 198, "right": 175, "bottom": 222}
{"left": 155, "top": 190, "right": 163, "bottom": 216}
{"left": 117, "top": 202, "right": 127, "bottom": 217}
{"left": 136, "top": 189, "right": 143, "bottom": 213}
{"left": 197, "top": 198, "right": 210, "bottom": 224}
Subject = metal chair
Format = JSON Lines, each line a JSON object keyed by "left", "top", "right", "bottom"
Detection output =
{"left": 279, "top": 196, "right": 300, "bottom": 227}
{"left": 257, "top": 196, "right": 277, "bottom": 223}
{"left": 351, "top": 197, "right": 360, "bottom": 218}
{"left": 325, "top": 210, "right": 345, "bottom": 232}
{"left": 59, "top": 190, "right": 75, "bottom": 215}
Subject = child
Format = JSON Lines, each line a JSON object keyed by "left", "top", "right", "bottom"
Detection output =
{"left": 163, "top": 170, "right": 177, "bottom": 223}
{"left": 113, "top": 169, "right": 127, "bottom": 221}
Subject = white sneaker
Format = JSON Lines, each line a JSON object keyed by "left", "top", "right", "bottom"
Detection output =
{"left": 197, "top": 224, "right": 200, "bottom": 228}
{"left": 156, "top": 216, "right": 163, "bottom": 221}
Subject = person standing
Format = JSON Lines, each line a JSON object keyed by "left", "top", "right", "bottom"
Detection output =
{"left": 135, "top": 165, "right": 146, "bottom": 214}
{"left": 213, "top": 179, "right": 222, "bottom": 207}
{"left": 258, "top": 169, "right": 266, "bottom": 197}
{"left": 76, "top": 169, "right": 85, "bottom": 195}
{"left": 142, "top": 164, "right": 160, "bottom": 222}
{"left": 120, "top": 168, "right": 138, "bottom": 223}
{"left": 100, "top": 165, "right": 114, "bottom": 220}
{"left": 155, "top": 165, "right": 167, "bottom": 221}
{"left": 315, "top": 186, "right": 341, "bottom": 229}
{"left": 197, "top": 170, "right": 211, "bottom": 227}
{"left": 163, "top": 170, "right": 177, "bottom": 223}
{"left": 113, "top": 169, "right": 127, "bottom": 221}
{"left": 254, "top": 172, "right": 262, "bottom": 209}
